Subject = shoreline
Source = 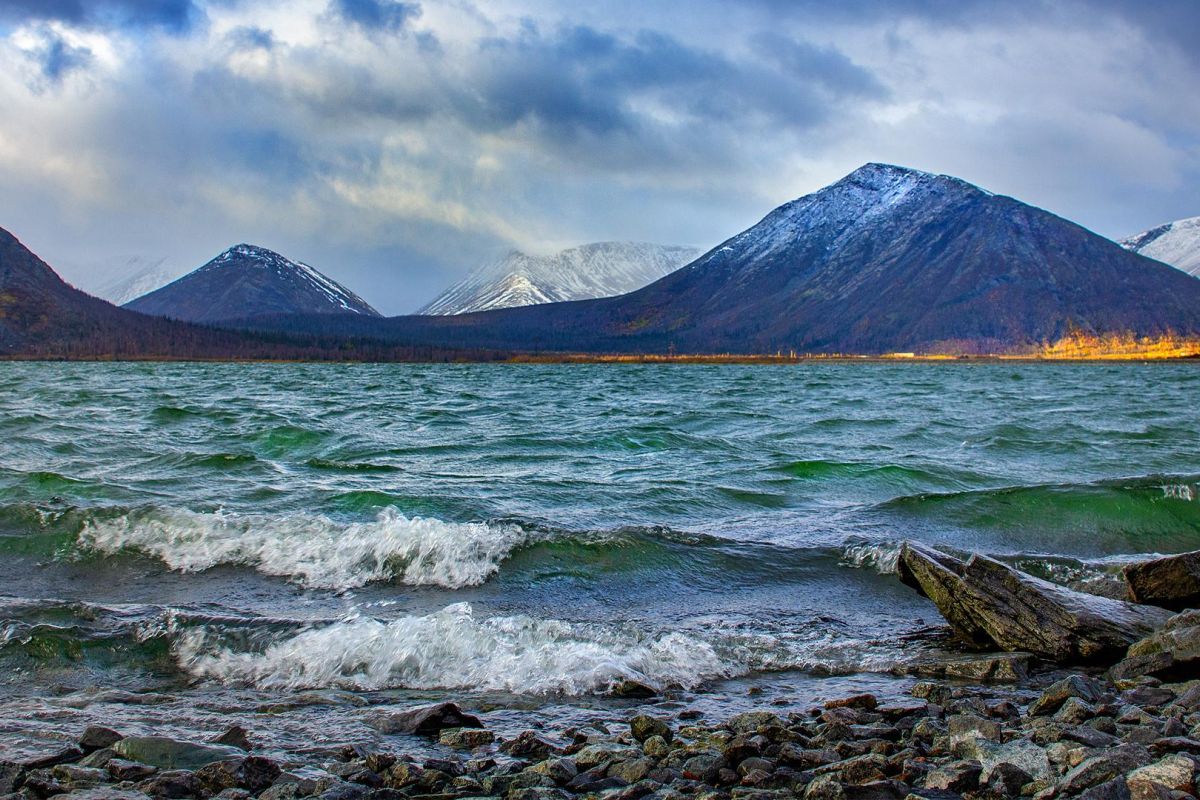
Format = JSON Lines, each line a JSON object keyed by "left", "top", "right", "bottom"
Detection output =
{"left": 3, "top": 663, "right": 1195, "bottom": 799}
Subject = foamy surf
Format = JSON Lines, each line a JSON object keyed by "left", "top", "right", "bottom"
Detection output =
{"left": 77, "top": 507, "right": 531, "bottom": 589}
{"left": 171, "top": 602, "right": 903, "bottom": 694}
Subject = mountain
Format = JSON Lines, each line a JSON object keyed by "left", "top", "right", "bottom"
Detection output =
{"left": 124, "top": 244, "right": 379, "bottom": 323}
{"left": 1121, "top": 217, "right": 1200, "bottom": 277}
{"left": 0, "top": 227, "right": 492, "bottom": 361}
{"left": 419, "top": 242, "right": 703, "bottom": 315}
{"left": 95, "top": 258, "right": 176, "bottom": 305}
{"left": 235, "top": 164, "right": 1200, "bottom": 355}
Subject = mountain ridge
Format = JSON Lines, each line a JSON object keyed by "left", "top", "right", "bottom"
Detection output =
{"left": 1121, "top": 216, "right": 1200, "bottom": 277}
{"left": 125, "top": 244, "right": 379, "bottom": 323}
{"left": 419, "top": 241, "right": 703, "bottom": 315}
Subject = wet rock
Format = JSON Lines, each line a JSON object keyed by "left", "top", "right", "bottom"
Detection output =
{"left": 49, "top": 764, "right": 106, "bottom": 789}
{"left": 608, "top": 757, "right": 655, "bottom": 785}
{"left": 611, "top": 679, "right": 659, "bottom": 698}
{"left": 46, "top": 789, "right": 153, "bottom": 799}
{"left": 642, "top": 735, "right": 671, "bottom": 759}
{"left": 106, "top": 758, "right": 158, "bottom": 782}
{"left": 78, "top": 726, "right": 123, "bottom": 753}
{"left": 112, "top": 736, "right": 243, "bottom": 770}
{"left": 728, "top": 711, "right": 785, "bottom": 734}
{"left": 978, "top": 738, "right": 1053, "bottom": 785}
{"left": 21, "top": 768, "right": 65, "bottom": 797}
{"left": 682, "top": 752, "right": 727, "bottom": 783}
{"left": 903, "top": 651, "right": 1034, "bottom": 683}
{"left": 211, "top": 725, "right": 253, "bottom": 751}
{"left": 1125, "top": 610, "right": 1200, "bottom": 680}
{"left": 1055, "top": 696, "right": 1098, "bottom": 724}
{"left": 630, "top": 714, "right": 673, "bottom": 743}
{"left": 1112, "top": 652, "right": 1178, "bottom": 682}
{"left": 526, "top": 757, "right": 578, "bottom": 785}
{"left": 897, "top": 542, "right": 1171, "bottom": 662}
{"left": 803, "top": 774, "right": 846, "bottom": 800}
{"left": 0, "top": 761, "right": 23, "bottom": 795}
{"left": 826, "top": 694, "right": 879, "bottom": 711}
{"left": 500, "top": 731, "right": 559, "bottom": 760}
{"left": 362, "top": 702, "right": 483, "bottom": 736}
{"left": 1150, "top": 737, "right": 1200, "bottom": 756}
{"left": 1029, "top": 674, "right": 1106, "bottom": 716}
{"left": 195, "top": 756, "right": 282, "bottom": 794}
{"left": 1123, "top": 550, "right": 1200, "bottom": 611}
{"left": 135, "top": 769, "right": 202, "bottom": 799}
{"left": 437, "top": 727, "right": 494, "bottom": 749}
{"left": 22, "top": 746, "right": 83, "bottom": 770}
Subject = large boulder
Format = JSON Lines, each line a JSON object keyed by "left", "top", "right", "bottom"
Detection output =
{"left": 1112, "top": 609, "right": 1200, "bottom": 680}
{"left": 363, "top": 702, "right": 484, "bottom": 736}
{"left": 897, "top": 543, "right": 1171, "bottom": 662}
{"left": 1123, "top": 551, "right": 1200, "bottom": 611}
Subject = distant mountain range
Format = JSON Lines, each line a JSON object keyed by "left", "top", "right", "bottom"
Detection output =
{"left": 420, "top": 242, "right": 703, "bottom": 315}
{"left": 234, "top": 163, "right": 1200, "bottom": 355}
{"left": 6, "top": 163, "right": 1200, "bottom": 359}
{"left": 1121, "top": 217, "right": 1200, "bottom": 277}
{"left": 96, "top": 259, "right": 176, "bottom": 305}
{"left": 125, "top": 244, "right": 379, "bottom": 323}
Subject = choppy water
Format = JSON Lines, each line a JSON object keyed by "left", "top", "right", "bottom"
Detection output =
{"left": 1, "top": 362, "right": 1198, "bottom": 760}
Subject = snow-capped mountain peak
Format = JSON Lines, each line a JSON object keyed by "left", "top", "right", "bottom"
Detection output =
{"left": 125, "top": 244, "right": 379, "bottom": 323}
{"left": 420, "top": 241, "right": 703, "bottom": 315}
{"left": 1121, "top": 216, "right": 1200, "bottom": 277}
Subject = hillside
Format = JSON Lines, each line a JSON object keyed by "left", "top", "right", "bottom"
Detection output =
{"left": 1121, "top": 217, "right": 1200, "bottom": 277}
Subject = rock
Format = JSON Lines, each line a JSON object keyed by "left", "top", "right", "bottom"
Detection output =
{"left": 611, "top": 679, "right": 658, "bottom": 698}
{"left": 1055, "top": 696, "right": 1097, "bottom": 724}
{"left": 978, "top": 738, "right": 1053, "bottom": 785}
{"left": 211, "top": 725, "right": 253, "bottom": 751}
{"left": 826, "top": 694, "right": 879, "bottom": 711}
{"left": 0, "top": 760, "right": 23, "bottom": 794}
{"left": 526, "top": 757, "right": 578, "bottom": 785}
{"left": 728, "top": 712, "right": 784, "bottom": 734}
{"left": 1111, "top": 652, "right": 1178, "bottom": 681}
{"left": 682, "top": 752, "right": 727, "bottom": 783}
{"left": 1126, "top": 754, "right": 1196, "bottom": 794}
{"left": 804, "top": 774, "right": 847, "bottom": 800}
{"left": 501, "top": 730, "right": 558, "bottom": 759}
{"left": 46, "top": 789, "right": 153, "bottom": 799}
{"left": 1029, "top": 674, "right": 1106, "bottom": 716}
{"left": 106, "top": 758, "right": 157, "bottom": 781}
{"left": 642, "top": 734, "right": 671, "bottom": 758}
{"left": 78, "top": 726, "right": 123, "bottom": 752}
{"left": 1078, "top": 777, "right": 1134, "bottom": 800}
{"left": 1123, "top": 551, "right": 1200, "bottom": 611}
{"left": 50, "top": 764, "right": 106, "bottom": 789}
{"left": 195, "top": 756, "right": 281, "bottom": 794}
{"left": 437, "top": 727, "right": 495, "bottom": 749}
{"left": 946, "top": 713, "right": 1001, "bottom": 758}
{"left": 985, "top": 760, "right": 1033, "bottom": 795}
{"left": 630, "top": 714, "right": 673, "bottom": 743}
{"left": 363, "top": 702, "right": 483, "bottom": 736}
{"left": 608, "top": 757, "right": 655, "bottom": 784}
{"left": 1125, "top": 610, "right": 1200, "bottom": 680}
{"left": 22, "top": 746, "right": 83, "bottom": 769}
{"left": 897, "top": 542, "right": 1171, "bottom": 662}
{"left": 921, "top": 760, "right": 981, "bottom": 792}
{"left": 112, "top": 736, "right": 244, "bottom": 770}
{"left": 1059, "top": 744, "right": 1153, "bottom": 794}
{"left": 135, "top": 769, "right": 203, "bottom": 799}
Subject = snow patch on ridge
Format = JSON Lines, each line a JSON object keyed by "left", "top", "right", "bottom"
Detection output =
{"left": 1121, "top": 216, "right": 1200, "bottom": 277}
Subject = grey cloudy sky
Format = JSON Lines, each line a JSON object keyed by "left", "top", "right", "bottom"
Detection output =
{"left": 0, "top": 0, "right": 1197, "bottom": 313}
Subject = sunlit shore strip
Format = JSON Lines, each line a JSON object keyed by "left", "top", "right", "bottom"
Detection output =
{"left": 510, "top": 333, "right": 1200, "bottom": 363}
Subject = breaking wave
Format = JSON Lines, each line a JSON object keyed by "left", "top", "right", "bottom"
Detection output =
{"left": 77, "top": 507, "right": 532, "bottom": 590}
{"left": 173, "top": 602, "right": 899, "bottom": 694}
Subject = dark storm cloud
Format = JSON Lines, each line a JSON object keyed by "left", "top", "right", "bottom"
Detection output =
{"left": 330, "top": 0, "right": 421, "bottom": 33}
{"left": 0, "top": 0, "right": 199, "bottom": 33}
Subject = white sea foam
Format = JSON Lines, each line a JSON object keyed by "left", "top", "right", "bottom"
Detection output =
{"left": 174, "top": 602, "right": 732, "bottom": 694}
{"left": 78, "top": 507, "right": 531, "bottom": 589}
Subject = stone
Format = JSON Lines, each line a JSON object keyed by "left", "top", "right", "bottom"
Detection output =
{"left": 112, "top": 736, "right": 243, "bottom": 770}
{"left": 22, "top": 746, "right": 83, "bottom": 769}
{"left": 106, "top": 759, "right": 158, "bottom": 781}
{"left": 437, "top": 727, "right": 495, "bottom": 749}
{"left": 211, "top": 725, "right": 253, "bottom": 751}
{"left": 1123, "top": 550, "right": 1200, "bottom": 611}
{"left": 728, "top": 712, "right": 785, "bottom": 734}
{"left": 897, "top": 542, "right": 1171, "bottom": 662}
{"left": 78, "top": 726, "right": 123, "bottom": 752}
{"left": 362, "top": 702, "right": 483, "bottom": 736}
{"left": 804, "top": 774, "right": 847, "bottom": 800}
{"left": 1126, "top": 754, "right": 1196, "bottom": 793}
{"left": 978, "top": 738, "right": 1053, "bottom": 785}
{"left": 1029, "top": 674, "right": 1106, "bottom": 716}
{"left": 1055, "top": 696, "right": 1098, "bottom": 724}
{"left": 985, "top": 761, "right": 1033, "bottom": 795}
{"left": 611, "top": 679, "right": 659, "bottom": 698}
{"left": 1059, "top": 744, "right": 1153, "bottom": 794}
{"left": 826, "top": 695, "right": 879, "bottom": 711}
{"left": 903, "top": 652, "right": 1033, "bottom": 682}
{"left": 608, "top": 757, "right": 655, "bottom": 785}
{"left": 526, "top": 758, "right": 578, "bottom": 785}
{"left": 1126, "top": 610, "right": 1200, "bottom": 681}
{"left": 45, "top": 789, "right": 152, "bottom": 799}
{"left": 50, "top": 764, "right": 106, "bottom": 789}
{"left": 921, "top": 760, "right": 980, "bottom": 792}
{"left": 501, "top": 731, "right": 558, "bottom": 759}
{"left": 642, "top": 735, "right": 671, "bottom": 759}
{"left": 135, "top": 769, "right": 203, "bottom": 799}
{"left": 195, "top": 756, "right": 282, "bottom": 794}
{"left": 0, "top": 760, "right": 24, "bottom": 794}
{"left": 1111, "top": 652, "right": 1178, "bottom": 681}
{"left": 630, "top": 714, "right": 673, "bottom": 743}
{"left": 682, "top": 752, "right": 727, "bottom": 783}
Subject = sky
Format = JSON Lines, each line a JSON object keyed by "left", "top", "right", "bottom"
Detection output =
{"left": 0, "top": 0, "right": 1197, "bottom": 314}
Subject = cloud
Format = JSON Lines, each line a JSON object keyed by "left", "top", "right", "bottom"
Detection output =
{"left": 31, "top": 29, "right": 95, "bottom": 84}
{"left": 0, "top": 0, "right": 200, "bottom": 33}
{"left": 330, "top": 0, "right": 421, "bottom": 32}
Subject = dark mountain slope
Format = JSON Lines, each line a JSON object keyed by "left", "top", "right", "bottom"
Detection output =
{"left": 234, "top": 164, "right": 1200, "bottom": 355}
{"left": 0, "top": 228, "right": 493, "bottom": 361}
{"left": 125, "top": 244, "right": 379, "bottom": 323}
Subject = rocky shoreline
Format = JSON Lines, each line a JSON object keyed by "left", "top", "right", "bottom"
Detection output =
{"left": 2, "top": 543, "right": 1198, "bottom": 800}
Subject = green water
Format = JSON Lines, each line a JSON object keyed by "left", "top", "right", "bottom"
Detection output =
{"left": 0, "top": 361, "right": 1197, "bottom": 758}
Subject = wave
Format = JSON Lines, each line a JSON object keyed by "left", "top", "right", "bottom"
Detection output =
{"left": 874, "top": 474, "right": 1200, "bottom": 551}
{"left": 172, "top": 602, "right": 898, "bottom": 694}
{"left": 77, "top": 507, "right": 533, "bottom": 590}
